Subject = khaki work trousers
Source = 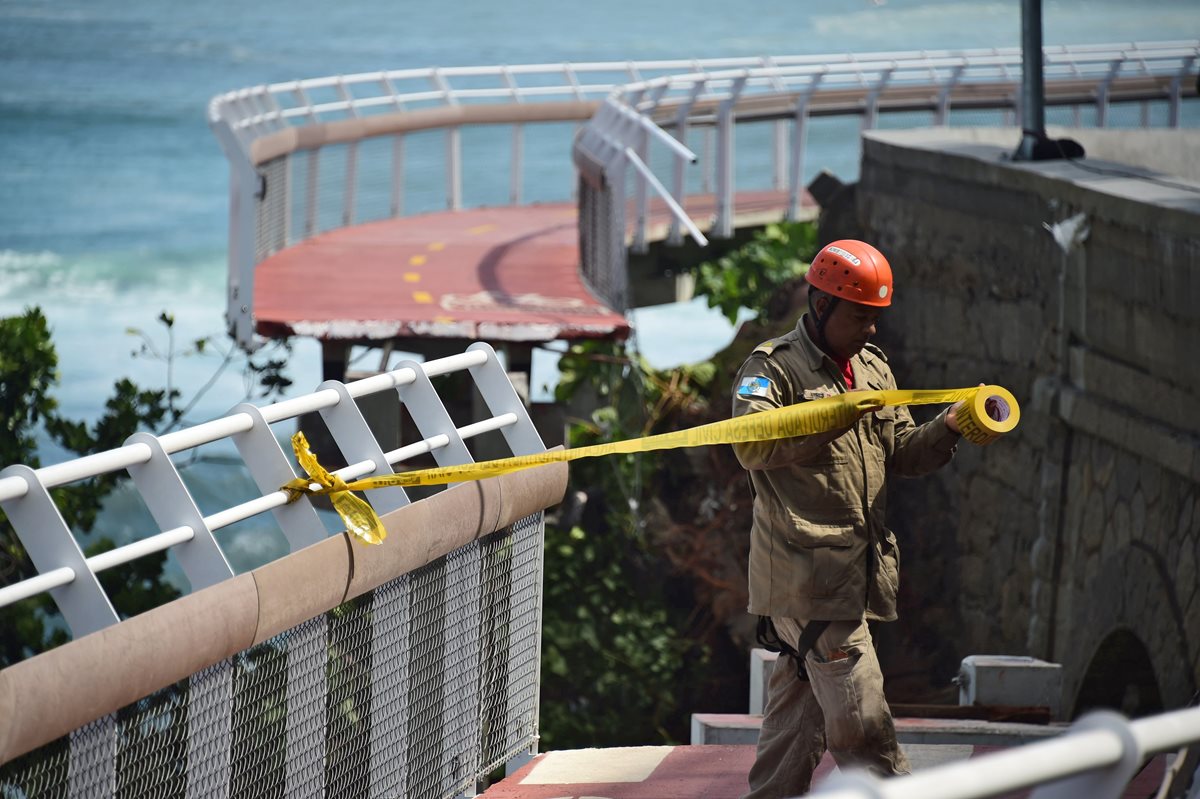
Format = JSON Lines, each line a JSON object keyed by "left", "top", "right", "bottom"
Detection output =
{"left": 743, "top": 618, "right": 909, "bottom": 798}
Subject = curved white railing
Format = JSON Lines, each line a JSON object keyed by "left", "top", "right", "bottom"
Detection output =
{"left": 0, "top": 342, "right": 544, "bottom": 639}
{"left": 209, "top": 41, "right": 1198, "bottom": 349}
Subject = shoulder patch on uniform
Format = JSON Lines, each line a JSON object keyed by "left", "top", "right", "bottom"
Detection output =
{"left": 736, "top": 376, "right": 773, "bottom": 398}
{"left": 862, "top": 342, "right": 888, "bottom": 362}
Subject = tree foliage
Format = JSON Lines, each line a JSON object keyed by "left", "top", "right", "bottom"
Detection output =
{"left": 540, "top": 340, "right": 718, "bottom": 747}
{"left": 0, "top": 306, "right": 294, "bottom": 667}
{"left": 695, "top": 221, "right": 818, "bottom": 324}
{"left": 0, "top": 308, "right": 185, "bottom": 666}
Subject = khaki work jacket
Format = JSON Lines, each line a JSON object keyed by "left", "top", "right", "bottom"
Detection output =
{"left": 731, "top": 316, "right": 959, "bottom": 622}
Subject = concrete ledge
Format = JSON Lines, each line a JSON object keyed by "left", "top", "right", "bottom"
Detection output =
{"left": 690, "top": 713, "right": 1065, "bottom": 747}
{"left": 862, "top": 128, "right": 1200, "bottom": 234}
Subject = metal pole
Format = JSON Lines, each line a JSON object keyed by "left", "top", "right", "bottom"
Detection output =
{"left": 1014, "top": 0, "right": 1046, "bottom": 160}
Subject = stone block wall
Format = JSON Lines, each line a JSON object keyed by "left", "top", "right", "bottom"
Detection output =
{"left": 853, "top": 128, "right": 1200, "bottom": 715}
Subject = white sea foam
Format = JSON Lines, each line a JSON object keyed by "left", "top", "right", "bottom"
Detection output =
{"left": 0, "top": 249, "right": 62, "bottom": 269}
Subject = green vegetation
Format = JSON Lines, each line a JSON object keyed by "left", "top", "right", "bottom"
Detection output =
{"left": 0, "top": 307, "right": 180, "bottom": 666}
{"left": 696, "top": 221, "right": 816, "bottom": 325}
{"left": 0, "top": 307, "right": 292, "bottom": 667}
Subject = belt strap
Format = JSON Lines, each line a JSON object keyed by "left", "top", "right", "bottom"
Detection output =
{"left": 756, "top": 618, "right": 831, "bottom": 681}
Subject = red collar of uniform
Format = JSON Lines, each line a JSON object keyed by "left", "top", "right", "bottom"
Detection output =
{"left": 836, "top": 357, "right": 855, "bottom": 389}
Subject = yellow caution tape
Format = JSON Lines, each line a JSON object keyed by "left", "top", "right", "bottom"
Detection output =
{"left": 282, "top": 433, "right": 388, "bottom": 545}
{"left": 284, "top": 385, "right": 1019, "bottom": 545}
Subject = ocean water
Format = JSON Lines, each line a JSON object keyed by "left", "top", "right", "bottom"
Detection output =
{"left": 1, "top": 0, "right": 1196, "bottom": 581}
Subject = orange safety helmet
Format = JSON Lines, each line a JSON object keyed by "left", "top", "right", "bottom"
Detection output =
{"left": 805, "top": 239, "right": 893, "bottom": 307}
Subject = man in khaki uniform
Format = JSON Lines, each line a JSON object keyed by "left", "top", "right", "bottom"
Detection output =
{"left": 732, "top": 239, "right": 967, "bottom": 797}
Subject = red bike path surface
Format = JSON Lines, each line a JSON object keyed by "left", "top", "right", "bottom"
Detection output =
{"left": 252, "top": 191, "right": 802, "bottom": 344}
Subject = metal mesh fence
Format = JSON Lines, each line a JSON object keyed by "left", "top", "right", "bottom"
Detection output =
{"left": 255, "top": 158, "right": 289, "bottom": 262}
{"left": 0, "top": 512, "right": 545, "bottom": 799}
{"left": 577, "top": 173, "right": 627, "bottom": 313}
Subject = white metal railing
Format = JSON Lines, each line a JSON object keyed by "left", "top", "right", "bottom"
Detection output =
{"left": 590, "top": 40, "right": 1200, "bottom": 253}
{"left": 813, "top": 706, "right": 1200, "bottom": 799}
{"left": 0, "top": 342, "right": 545, "bottom": 639}
{"left": 210, "top": 41, "right": 1199, "bottom": 347}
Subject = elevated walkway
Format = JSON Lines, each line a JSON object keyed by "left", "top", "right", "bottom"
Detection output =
{"left": 252, "top": 190, "right": 798, "bottom": 345}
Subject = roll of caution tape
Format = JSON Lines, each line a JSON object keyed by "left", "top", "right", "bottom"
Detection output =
{"left": 283, "top": 384, "right": 1018, "bottom": 545}
{"left": 955, "top": 385, "right": 1020, "bottom": 446}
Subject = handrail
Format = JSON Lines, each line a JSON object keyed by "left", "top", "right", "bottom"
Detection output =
{"left": 0, "top": 342, "right": 546, "bottom": 641}
{"left": 209, "top": 40, "right": 1199, "bottom": 348}
{"left": 210, "top": 42, "right": 1200, "bottom": 153}
{"left": 813, "top": 706, "right": 1200, "bottom": 799}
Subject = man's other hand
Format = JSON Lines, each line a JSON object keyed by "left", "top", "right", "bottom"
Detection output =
{"left": 946, "top": 383, "right": 986, "bottom": 435}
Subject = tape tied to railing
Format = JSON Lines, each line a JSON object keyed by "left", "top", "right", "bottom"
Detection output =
{"left": 284, "top": 385, "right": 1019, "bottom": 546}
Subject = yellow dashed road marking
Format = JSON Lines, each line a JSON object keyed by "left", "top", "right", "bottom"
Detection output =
{"left": 467, "top": 224, "right": 496, "bottom": 235}
{"left": 409, "top": 254, "right": 427, "bottom": 266}
{"left": 404, "top": 272, "right": 421, "bottom": 283}
{"left": 427, "top": 242, "right": 445, "bottom": 252}
{"left": 413, "top": 291, "right": 433, "bottom": 304}
{"left": 435, "top": 315, "right": 456, "bottom": 323}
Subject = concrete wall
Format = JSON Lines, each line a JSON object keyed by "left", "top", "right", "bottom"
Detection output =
{"left": 854, "top": 127, "right": 1200, "bottom": 716}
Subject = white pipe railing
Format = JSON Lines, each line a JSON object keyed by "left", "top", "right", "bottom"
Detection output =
{"left": 209, "top": 41, "right": 1199, "bottom": 347}
{"left": 813, "top": 706, "right": 1200, "bottom": 799}
{"left": 0, "top": 342, "right": 544, "bottom": 641}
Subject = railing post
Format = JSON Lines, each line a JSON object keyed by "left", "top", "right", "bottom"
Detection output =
{"left": 668, "top": 80, "right": 706, "bottom": 246}
{"left": 392, "top": 135, "right": 405, "bottom": 217}
{"left": 316, "top": 381, "right": 411, "bottom": 514}
{"left": 696, "top": 126, "right": 710, "bottom": 195}
{"left": 0, "top": 465, "right": 119, "bottom": 637}
{"left": 1095, "top": 58, "right": 1121, "bottom": 128}
{"left": 511, "top": 125, "right": 525, "bottom": 205}
{"left": 344, "top": 141, "right": 359, "bottom": 226}
{"left": 337, "top": 77, "right": 360, "bottom": 226}
{"left": 382, "top": 75, "right": 407, "bottom": 217}
{"left": 394, "top": 363, "right": 476, "bottom": 469}
{"left": 631, "top": 122, "right": 651, "bottom": 254}
{"left": 231, "top": 403, "right": 328, "bottom": 551}
{"left": 124, "top": 433, "right": 235, "bottom": 591}
{"left": 935, "top": 63, "right": 967, "bottom": 126}
{"left": 305, "top": 150, "right": 319, "bottom": 236}
{"left": 465, "top": 343, "right": 546, "bottom": 456}
{"left": 1169, "top": 56, "right": 1195, "bottom": 128}
{"left": 862, "top": 65, "right": 895, "bottom": 131}
{"left": 502, "top": 67, "right": 525, "bottom": 205}
{"left": 431, "top": 69, "right": 462, "bottom": 210}
{"left": 210, "top": 114, "right": 259, "bottom": 350}
{"left": 714, "top": 73, "right": 747, "bottom": 240}
{"left": 788, "top": 73, "right": 823, "bottom": 221}
{"left": 448, "top": 127, "right": 463, "bottom": 211}
{"left": 762, "top": 58, "right": 788, "bottom": 191}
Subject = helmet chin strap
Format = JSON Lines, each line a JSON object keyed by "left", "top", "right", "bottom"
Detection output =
{"left": 808, "top": 291, "right": 841, "bottom": 356}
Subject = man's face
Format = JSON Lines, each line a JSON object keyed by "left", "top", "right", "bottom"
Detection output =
{"left": 816, "top": 296, "right": 881, "bottom": 360}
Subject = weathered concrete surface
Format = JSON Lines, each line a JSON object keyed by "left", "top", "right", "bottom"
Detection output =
{"left": 852, "top": 127, "right": 1200, "bottom": 718}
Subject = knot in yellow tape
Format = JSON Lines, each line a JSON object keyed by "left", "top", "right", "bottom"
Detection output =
{"left": 283, "top": 431, "right": 387, "bottom": 546}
